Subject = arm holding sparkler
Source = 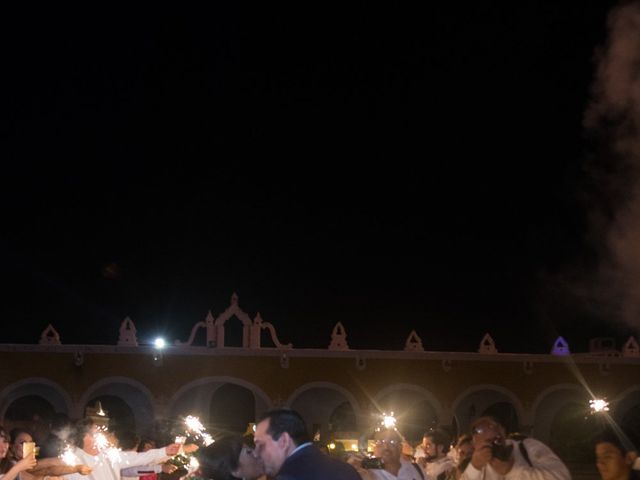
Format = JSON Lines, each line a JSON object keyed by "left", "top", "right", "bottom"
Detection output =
{"left": 27, "top": 457, "right": 92, "bottom": 477}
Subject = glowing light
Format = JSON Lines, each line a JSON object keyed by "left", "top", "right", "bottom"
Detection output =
{"left": 60, "top": 445, "right": 78, "bottom": 466}
{"left": 182, "top": 415, "right": 214, "bottom": 445}
{"left": 106, "top": 447, "right": 122, "bottom": 463}
{"left": 590, "top": 398, "right": 610, "bottom": 413}
{"left": 95, "top": 430, "right": 110, "bottom": 451}
{"left": 185, "top": 416, "right": 205, "bottom": 435}
{"left": 381, "top": 412, "right": 397, "bottom": 430}
{"left": 95, "top": 401, "right": 106, "bottom": 417}
{"left": 202, "top": 433, "right": 214, "bottom": 446}
{"left": 154, "top": 338, "right": 166, "bottom": 349}
{"left": 328, "top": 443, "right": 336, "bottom": 450}
{"left": 189, "top": 456, "right": 199, "bottom": 471}
{"left": 351, "top": 443, "right": 358, "bottom": 451}
{"left": 174, "top": 436, "right": 186, "bottom": 445}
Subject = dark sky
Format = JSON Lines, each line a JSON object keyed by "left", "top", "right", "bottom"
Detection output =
{"left": 1, "top": 2, "right": 634, "bottom": 353}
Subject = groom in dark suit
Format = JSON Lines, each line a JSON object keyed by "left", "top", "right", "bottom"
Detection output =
{"left": 254, "top": 409, "right": 361, "bottom": 480}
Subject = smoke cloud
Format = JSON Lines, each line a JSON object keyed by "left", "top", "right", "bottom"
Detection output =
{"left": 584, "top": 1, "right": 640, "bottom": 328}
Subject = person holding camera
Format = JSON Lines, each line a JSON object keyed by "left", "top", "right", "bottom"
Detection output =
{"left": 461, "top": 416, "right": 569, "bottom": 480}
{"left": 349, "top": 428, "right": 425, "bottom": 480}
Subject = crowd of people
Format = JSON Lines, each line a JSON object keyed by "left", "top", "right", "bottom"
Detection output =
{"left": 1, "top": 409, "right": 639, "bottom": 480}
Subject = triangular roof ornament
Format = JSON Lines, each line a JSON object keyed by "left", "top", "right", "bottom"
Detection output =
{"left": 551, "top": 336, "right": 570, "bottom": 356}
{"left": 478, "top": 333, "right": 497, "bottom": 354}
{"left": 205, "top": 310, "right": 215, "bottom": 326}
{"left": 39, "top": 324, "right": 61, "bottom": 345}
{"left": 328, "top": 322, "right": 349, "bottom": 351}
{"left": 404, "top": 330, "right": 424, "bottom": 352}
{"left": 623, "top": 336, "right": 640, "bottom": 358}
{"left": 117, "top": 317, "right": 138, "bottom": 346}
{"left": 231, "top": 292, "right": 239, "bottom": 305}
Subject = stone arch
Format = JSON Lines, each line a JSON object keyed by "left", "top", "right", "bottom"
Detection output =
{"left": 78, "top": 377, "right": 156, "bottom": 432}
{"left": 373, "top": 384, "right": 445, "bottom": 443}
{"left": 451, "top": 384, "right": 524, "bottom": 436}
{"left": 0, "top": 378, "right": 72, "bottom": 423}
{"left": 286, "top": 382, "right": 364, "bottom": 443}
{"left": 531, "top": 384, "right": 588, "bottom": 443}
{"left": 168, "top": 376, "right": 272, "bottom": 429}
{"left": 612, "top": 385, "right": 640, "bottom": 434}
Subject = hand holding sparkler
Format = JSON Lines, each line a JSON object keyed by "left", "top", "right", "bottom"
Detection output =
{"left": 75, "top": 465, "right": 93, "bottom": 475}
{"left": 165, "top": 444, "right": 182, "bottom": 456}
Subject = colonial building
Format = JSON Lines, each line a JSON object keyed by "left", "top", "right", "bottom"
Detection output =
{"left": 1, "top": 293, "right": 638, "bottom": 464}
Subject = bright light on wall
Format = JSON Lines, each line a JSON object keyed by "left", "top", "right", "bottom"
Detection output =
{"left": 154, "top": 338, "right": 166, "bottom": 349}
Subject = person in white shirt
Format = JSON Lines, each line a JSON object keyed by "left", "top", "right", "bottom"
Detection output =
{"left": 415, "top": 430, "right": 454, "bottom": 480}
{"left": 461, "top": 416, "right": 569, "bottom": 480}
{"left": 350, "top": 428, "right": 425, "bottom": 480}
{"left": 64, "top": 419, "right": 180, "bottom": 480}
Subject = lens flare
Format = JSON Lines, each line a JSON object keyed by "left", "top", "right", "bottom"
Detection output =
{"left": 590, "top": 398, "right": 610, "bottom": 413}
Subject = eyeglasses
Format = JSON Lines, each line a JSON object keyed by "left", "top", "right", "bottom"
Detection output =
{"left": 375, "top": 439, "right": 400, "bottom": 446}
{"left": 472, "top": 423, "right": 500, "bottom": 435}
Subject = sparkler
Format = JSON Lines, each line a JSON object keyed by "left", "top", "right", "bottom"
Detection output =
{"left": 183, "top": 415, "right": 214, "bottom": 445}
{"left": 590, "top": 398, "right": 610, "bottom": 414}
{"left": 60, "top": 444, "right": 79, "bottom": 466}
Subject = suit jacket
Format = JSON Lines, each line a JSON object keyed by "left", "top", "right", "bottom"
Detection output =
{"left": 277, "top": 444, "right": 361, "bottom": 480}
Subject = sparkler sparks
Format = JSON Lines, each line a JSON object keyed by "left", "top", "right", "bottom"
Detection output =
{"left": 590, "top": 398, "right": 610, "bottom": 414}
{"left": 182, "top": 415, "right": 214, "bottom": 445}
{"left": 60, "top": 445, "right": 79, "bottom": 466}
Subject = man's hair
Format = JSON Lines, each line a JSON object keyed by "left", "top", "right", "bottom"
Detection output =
{"left": 424, "top": 428, "right": 451, "bottom": 452}
{"left": 258, "top": 409, "right": 310, "bottom": 446}
{"left": 595, "top": 428, "right": 638, "bottom": 456}
{"left": 73, "top": 418, "right": 96, "bottom": 447}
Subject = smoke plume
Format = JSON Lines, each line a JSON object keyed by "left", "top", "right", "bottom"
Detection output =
{"left": 584, "top": 1, "right": 640, "bottom": 328}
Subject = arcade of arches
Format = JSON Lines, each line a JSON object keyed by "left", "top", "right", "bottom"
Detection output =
{"left": 1, "top": 345, "right": 639, "bottom": 464}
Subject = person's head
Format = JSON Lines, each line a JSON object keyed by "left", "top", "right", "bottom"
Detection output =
{"left": 595, "top": 430, "right": 637, "bottom": 480}
{"left": 114, "top": 430, "right": 139, "bottom": 451}
{"left": 138, "top": 437, "right": 156, "bottom": 452}
{"left": 0, "top": 427, "right": 9, "bottom": 460}
{"left": 200, "top": 434, "right": 264, "bottom": 480}
{"left": 455, "top": 434, "right": 473, "bottom": 462}
{"left": 470, "top": 416, "right": 506, "bottom": 448}
{"left": 373, "top": 428, "right": 403, "bottom": 468}
{"left": 422, "top": 429, "right": 450, "bottom": 461}
{"left": 74, "top": 419, "right": 100, "bottom": 455}
{"left": 9, "top": 429, "right": 33, "bottom": 460}
{"left": 254, "top": 409, "right": 310, "bottom": 476}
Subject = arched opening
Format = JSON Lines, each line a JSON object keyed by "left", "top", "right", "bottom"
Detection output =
{"left": 377, "top": 392, "right": 438, "bottom": 444}
{"left": 621, "top": 403, "right": 640, "bottom": 439}
{"left": 452, "top": 387, "right": 521, "bottom": 436}
{"left": 84, "top": 395, "right": 136, "bottom": 432}
{"left": 223, "top": 316, "right": 245, "bottom": 347}
{"left": 548, "top": 402, "right": 596, "bottom": 463}
{"left": 329, "top": 401, "right": 357, "bottom": 433}
{"left": 4, "top": 395, "right": 55, "bottom": 443}
{"left": 289, "top": 386, "right": 359, "bottom": 443}
{"left": 209, "top": 384, "right": 255, "bottom": 434}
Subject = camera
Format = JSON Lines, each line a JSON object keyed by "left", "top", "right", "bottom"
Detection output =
{"left": 490, "top": 438, "right": 513, "bottom": 462}
{"left": 361, "top": 457, "right": 384, "bottom": 469}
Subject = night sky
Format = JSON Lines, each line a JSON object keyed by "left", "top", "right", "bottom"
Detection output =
{"left": 2, "top": 2, "right": 637, "bottom": 353}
